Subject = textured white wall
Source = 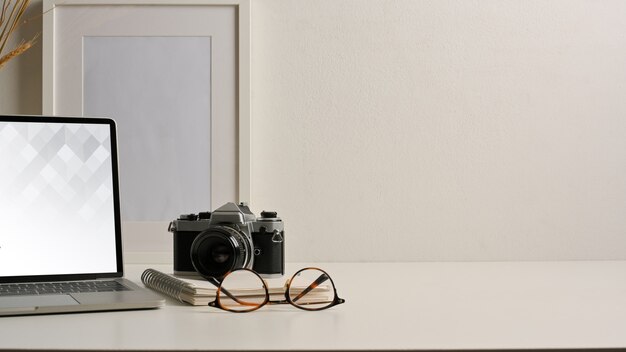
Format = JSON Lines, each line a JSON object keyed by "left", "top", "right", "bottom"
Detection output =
{"left": 250, "top": 0, "right": 626, "bottom": 261}
{"left": 2, "top": 0, "right": 626, "bottom": 262}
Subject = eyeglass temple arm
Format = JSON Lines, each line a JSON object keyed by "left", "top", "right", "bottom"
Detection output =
{"left": 291, "top": 273, "right": 330, "bottom": 303}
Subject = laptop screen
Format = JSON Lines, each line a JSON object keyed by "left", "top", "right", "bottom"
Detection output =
{"left": 0, "top": 116, "right": 122, "bottom": 280}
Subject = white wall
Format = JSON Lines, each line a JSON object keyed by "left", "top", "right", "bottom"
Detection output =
{"left": 2, "top": 0, "right": 626, "bottom": 262}
{"left": 250, "top": 0, "right": 626, "bottom": 261}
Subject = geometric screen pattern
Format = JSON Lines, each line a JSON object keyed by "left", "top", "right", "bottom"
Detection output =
{"left": 0, "top": 121, "right": 118, "bottom": 277}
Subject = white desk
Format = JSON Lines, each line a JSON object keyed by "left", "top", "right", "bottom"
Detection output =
{"left": 0, "top": 261, "right": 625, "bottom": 351}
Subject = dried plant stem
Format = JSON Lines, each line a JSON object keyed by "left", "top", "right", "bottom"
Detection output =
{"left": 0, "top": 0, "right": 34, "bottom": 69}
{"left": 0, "top": 36, "right": 34, "bottom": 69}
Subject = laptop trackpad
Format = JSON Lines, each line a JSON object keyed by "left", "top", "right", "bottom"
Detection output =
{"left": 0, "top": 294, "right": 79, "bottom": 309}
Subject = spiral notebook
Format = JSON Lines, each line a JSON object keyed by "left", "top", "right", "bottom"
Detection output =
{"left": 141, "top": 269, "right": 291, "bottom": 306}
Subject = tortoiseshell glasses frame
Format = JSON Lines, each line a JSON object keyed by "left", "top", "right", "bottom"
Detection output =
{"left": 206, "top": 267, "right": 345, "bottom": 312}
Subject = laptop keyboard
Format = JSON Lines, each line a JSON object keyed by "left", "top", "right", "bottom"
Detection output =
{"left": 0, "top": 280, "right": 130, "bottom": 296}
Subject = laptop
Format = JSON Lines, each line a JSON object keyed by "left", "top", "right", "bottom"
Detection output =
{"left": 0, "top": 115, "right": 164, "bottom": 316}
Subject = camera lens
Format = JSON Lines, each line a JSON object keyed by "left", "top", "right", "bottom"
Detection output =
{"left": 190, "top": 225, "right": 253, "bottom": 279}
{"left": 211, "top": 244, "right": 230, "bottom": 264}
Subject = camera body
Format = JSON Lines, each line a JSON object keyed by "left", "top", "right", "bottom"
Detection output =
{"left": 169, "top": 202, "right": 284, "bottom": 279}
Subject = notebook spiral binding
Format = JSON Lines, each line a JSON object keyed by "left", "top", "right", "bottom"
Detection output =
{"left": 141, "top": 268, "right": 191, "bottom": 303}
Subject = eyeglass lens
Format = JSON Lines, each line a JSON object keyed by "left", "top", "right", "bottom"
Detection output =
{"left": 288, "top": 268, "right": 336, "bottom": 310}
{"left": 216, "top": 268, "right": 338, "bottom": 311}
{"left": 217, "top": 270, "right": 267, "bottom": 312}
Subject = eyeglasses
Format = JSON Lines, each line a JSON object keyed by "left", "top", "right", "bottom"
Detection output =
{"left": 205, "top": 267, "right": 345, "bottom": 312}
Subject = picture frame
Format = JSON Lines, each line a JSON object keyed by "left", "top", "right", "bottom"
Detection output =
{"left": 42, "top": 0, "right": 251, "bottom": 261}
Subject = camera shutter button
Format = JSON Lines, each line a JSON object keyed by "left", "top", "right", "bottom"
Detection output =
{"left": 261, "top": 211, "right": 277, "bottom": 218}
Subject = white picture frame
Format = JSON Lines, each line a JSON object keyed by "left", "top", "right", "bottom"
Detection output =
{"left": 42, "top": 0, "right": 251, "bottom": 262}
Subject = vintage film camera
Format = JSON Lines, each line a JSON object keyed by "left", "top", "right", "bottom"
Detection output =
{"left": 169, "top": 202, "right": 285, "bottom": 279}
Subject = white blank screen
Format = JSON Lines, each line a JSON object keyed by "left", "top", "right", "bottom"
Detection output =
{"left": 0, "top": 121, "right": 118, "bottom": 277}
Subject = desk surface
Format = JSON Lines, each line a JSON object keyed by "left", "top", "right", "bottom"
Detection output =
{"left": 0, "top": 261, "right": 625, "bottom": 351}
